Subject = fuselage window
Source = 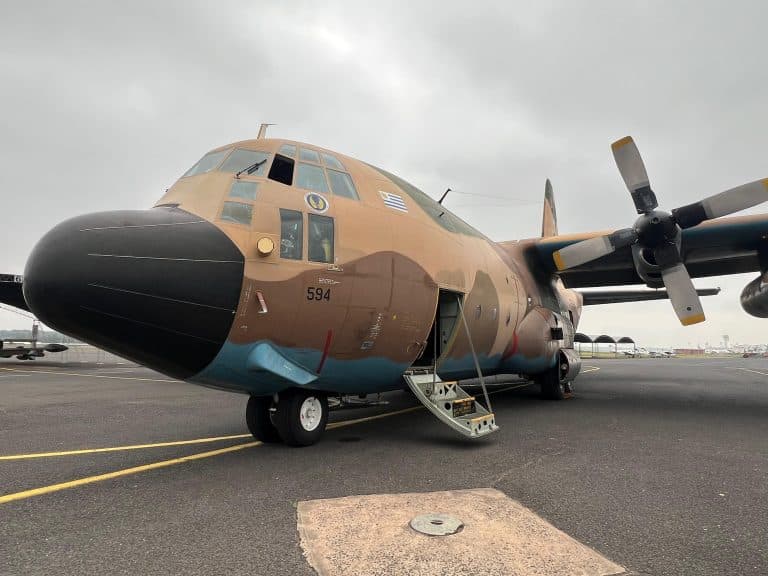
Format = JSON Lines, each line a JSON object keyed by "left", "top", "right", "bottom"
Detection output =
{"left": 219, "top": 149, "right": 270, "bottom": 176}
{"left": 220, "top": 201, "right": 253, "bottom": 226}
{"left": 296, "top": 163, "right": 330, "bottom": 194}
{"left": 280, "top": 209, "right": 303, "bottom": 260}
{"left": 268, "top": 154, "right": 294, "bottom": 186}
{"left": 321, "top": 153, "right": 344, "bottom": 171}
{"left": 299, "top": 148, "right": 321, "bottom": 163}
{"left": 327, "top": 169, "right": 359, "bottom": 200}
{"left": 229, "top": 181, "right": 259, "bottom": 201}
{"left": 182, "top": 148, "right": 231, "bottom": 178}
{"left": 308, "top": 214, "right": 334, "bottom": 263}
{"left": 279, "top": 143, "right": 297, "bottom": 158}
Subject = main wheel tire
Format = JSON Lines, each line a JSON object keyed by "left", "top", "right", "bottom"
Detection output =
{"left": 246, "top": 395, "right": 282, "bottom": 443}
{"left": 535, "top": 364, "right": 568, "bottom": 400}
{"left": 273, "top": 389, "right": 329, "bottom": 447}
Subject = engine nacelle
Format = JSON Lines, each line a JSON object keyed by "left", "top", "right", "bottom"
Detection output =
{"left": 740, "top": 273, "right": 768, "bottom": 318}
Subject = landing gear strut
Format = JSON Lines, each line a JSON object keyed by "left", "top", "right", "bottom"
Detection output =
{"left": 246, "top": 389, "right": 329, "bottom": 446}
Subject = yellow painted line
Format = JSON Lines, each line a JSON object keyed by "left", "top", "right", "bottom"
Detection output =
{"left": 328, "top": 405, "right": 424, "bottom": 429}
{"left": 731, "top": 367, "right": 768, "bottom": 377}
{"left": 0, "top": 434, "right": 253, "bottom": 461}
{"left": 0, "top": 366, "right": 176, "bottom": 383}
{"left": 0, "top": 376, "right": 599, "bottom": 504}
{"left": 581, "top": 366, "right": 600, "bottom": 373}
{"left": 0, "top": 441, "right": 261, "bottom": 505}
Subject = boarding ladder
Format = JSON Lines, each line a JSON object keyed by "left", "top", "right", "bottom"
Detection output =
{"left": 403, "top": 296, "right": 499, "bottom": 439}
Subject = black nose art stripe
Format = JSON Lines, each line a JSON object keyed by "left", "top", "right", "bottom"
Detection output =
{"left": 24, "top": 207, "right": 245, "bottom": 379}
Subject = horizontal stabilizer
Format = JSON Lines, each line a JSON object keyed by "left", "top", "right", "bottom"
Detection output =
{"left": 579, "top": 287, "right": 720, "bottom": 306}
{"left": 0, "top": 274, "right": 29, "bottom": 312}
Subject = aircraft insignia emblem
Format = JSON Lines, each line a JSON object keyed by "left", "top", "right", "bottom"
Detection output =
{"left": 305, "top": 192, "right": 329, "bottom": 213}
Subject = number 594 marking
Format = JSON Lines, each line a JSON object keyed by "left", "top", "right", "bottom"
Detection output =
{"left": 307, "top": 287, "right": 331, "bottom": 301}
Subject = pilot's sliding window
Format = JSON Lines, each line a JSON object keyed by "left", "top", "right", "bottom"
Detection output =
{"left": 280, "top": 209, "right": 303, "bottom": 260}
{"left": 308, "top": 214, "right": 334, "bottom": 263}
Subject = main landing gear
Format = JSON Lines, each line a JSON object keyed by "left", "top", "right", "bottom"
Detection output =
{"left": 246, "top": 388, "right": 329, "bottom": 447}
{"left": 534, "top": 350, "right": 578, "bottom": 400}
{"left": 534, "top": 364, "right": 572, "bottom": 400}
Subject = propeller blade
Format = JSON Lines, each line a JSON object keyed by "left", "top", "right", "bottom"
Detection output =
{"left": 659, "top": 263, "right": 705, "bottom": 325}
{"left": 553, "top": 228, "right": 637, "bottom": 271}
{"left": 611, "top": 136, "right": 658, "bottom": 214}
{"left": 673, "top": 178, "right": 768, "bottom": 229}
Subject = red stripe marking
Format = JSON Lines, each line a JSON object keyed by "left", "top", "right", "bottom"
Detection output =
{"left": 316, "top": 329, "right": 333, "bottom": 374}
{"left": 502, "top": 332, "right": 519, "bottom": 361}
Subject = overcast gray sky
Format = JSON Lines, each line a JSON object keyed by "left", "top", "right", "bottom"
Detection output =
{"left": 1, "top": 1, "right": 767, "bottom": 347}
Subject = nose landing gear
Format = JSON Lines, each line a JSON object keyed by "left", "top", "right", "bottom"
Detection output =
{"left": 246, "top": 388, "right": 329, "bottom": 447}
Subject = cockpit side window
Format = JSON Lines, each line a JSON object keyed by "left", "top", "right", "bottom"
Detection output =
{"left": 326, "top": 169, "right": 359, "bottom": 200}
{"left": 229, "top": 181, "right": 258, "bottom": 200}
{"left": 219, "top": 149, "right": 270, "bottom": 176}
{"left": 321, "top": 153, "right": 344, "bottom": 170}
{"left": 296, "top": 163, "right": 329, "bottom": 194}
{"left": 220, "top": 201, "right": 253, "bottom": 226}
{"left": 182, "top": 148, "right": 231, "bottom": 177}
{"left": 268, "top": 154, "right": 294, "bottom": 186}
{"left": 279, "top": 209, "right": 303, "bottom": 260}
{"left": 308, "top": 214, "right": 334, "bottom": 263}
{"left": 299, "top": 148, "right": 321, "bottom": 163}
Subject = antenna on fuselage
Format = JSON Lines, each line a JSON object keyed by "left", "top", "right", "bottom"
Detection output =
{"left": 438, "top": 188, "right": 451, "bottom": 218}
{"left": 257, "top": 123, "right": 275, "bottom": 139}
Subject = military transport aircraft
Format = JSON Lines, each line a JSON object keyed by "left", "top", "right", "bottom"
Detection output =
{"left": 1, "top": 134, "right": 766, "bottom": 445}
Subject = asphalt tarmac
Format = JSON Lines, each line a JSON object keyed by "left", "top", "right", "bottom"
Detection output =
{"left": 1, "top": 358, "right": 767, "bottom": 575}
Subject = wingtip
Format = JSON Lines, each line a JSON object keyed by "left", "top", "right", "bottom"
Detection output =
{"left": 681, "top": 313, "right": 706, "bottom": 326}
{"left": 762, "top": 177, "right": 768, "bottom": 190}
{"left": 611, "top": 136, "right": 634, "bottom": 151}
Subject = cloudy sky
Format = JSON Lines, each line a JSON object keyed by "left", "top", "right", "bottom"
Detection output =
{"left": 1, "top": 1, "right": 767, "bottom": 347}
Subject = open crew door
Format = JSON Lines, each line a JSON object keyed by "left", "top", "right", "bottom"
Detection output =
{"left": 405, "top": 289, "right": 498, "bottom": 438}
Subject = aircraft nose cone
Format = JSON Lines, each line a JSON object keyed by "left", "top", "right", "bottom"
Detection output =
{"left": 23, "top": 207, "right": 244, "bottom": 379}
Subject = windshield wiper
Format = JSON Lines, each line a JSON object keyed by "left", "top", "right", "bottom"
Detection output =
{"left": 235, "top": 159, "right": 267, "bottom": 179}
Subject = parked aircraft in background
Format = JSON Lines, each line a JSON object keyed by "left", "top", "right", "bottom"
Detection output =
{"left": 0, "top": 315, "right": 67, "bottom": 360}
{"left": 0, "top": 133, "right": 765, "bottom": 445}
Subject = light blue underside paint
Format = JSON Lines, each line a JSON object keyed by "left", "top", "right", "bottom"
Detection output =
{"left": 190, "top": 339, "right": 559, "bottom": 396}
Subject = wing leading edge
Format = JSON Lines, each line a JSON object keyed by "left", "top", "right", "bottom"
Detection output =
{"left": 579, "top": 287, "right": 720, "bottom": 305}
{"left": 528, "top": 213, "right": 768, "bottom": 288}
{"left": 0, "top": 274, "right": 29, "bottom": 312}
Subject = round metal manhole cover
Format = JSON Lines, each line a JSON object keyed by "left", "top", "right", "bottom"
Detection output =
{"left": 409, "top": 513, "right": 464, "bottom": 536}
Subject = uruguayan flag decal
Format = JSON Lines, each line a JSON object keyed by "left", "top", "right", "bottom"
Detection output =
{"left": 379, "top": 191, "right": 408, "bottom": 212}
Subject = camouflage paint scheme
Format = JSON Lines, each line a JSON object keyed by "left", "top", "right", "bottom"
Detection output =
{"left": 155, "top": 139, "right": 581, "bottom": 395}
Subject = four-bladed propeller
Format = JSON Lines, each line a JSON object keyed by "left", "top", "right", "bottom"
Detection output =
{"left": 553, "top": 136, "right": 768, "bottom": 325}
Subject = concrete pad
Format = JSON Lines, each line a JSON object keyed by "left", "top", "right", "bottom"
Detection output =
{"left": 297, "top": 488, "right": 625, "bottom": 576}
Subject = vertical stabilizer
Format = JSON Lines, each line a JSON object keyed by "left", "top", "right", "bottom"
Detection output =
{"left": 541, "top": 179, "right": 558, "bottom": 237}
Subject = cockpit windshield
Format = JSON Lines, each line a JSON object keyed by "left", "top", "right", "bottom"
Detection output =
{"left": 182, "top": 148, "right": 231, "bottom": 177}
{"left": 220, "top": 149, "right": 270, "bottom": 176}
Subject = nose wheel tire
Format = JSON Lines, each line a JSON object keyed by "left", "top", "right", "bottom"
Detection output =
{"left": 273, "top": 389, "right": 329, "bottom": 446}
{"left": 246, "top": 395, "right": 282, "bottom": 443}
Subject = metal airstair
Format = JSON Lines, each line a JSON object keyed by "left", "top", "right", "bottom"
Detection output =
{"left": 403, "top": 371, "right": 498, "bottom": 438}
{"left": 403, "top": 294, "right": 499, "bottom": 439}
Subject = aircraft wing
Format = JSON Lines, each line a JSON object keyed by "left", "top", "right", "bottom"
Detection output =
{"left": 528, "top": 213, "right": 767, "bottom": 288}
{"left": 579, "top": 287, "right": 721, "bottom": 305}
{"left": 0, "top": 274, "right": 29, "bottom": 312}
